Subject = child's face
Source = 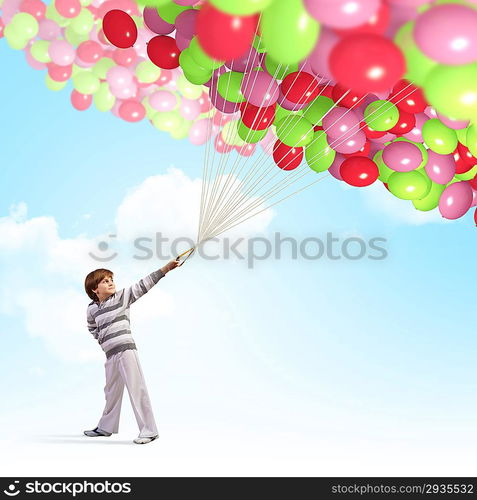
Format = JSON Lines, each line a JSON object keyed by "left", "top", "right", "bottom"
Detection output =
{"left": 93, "top": 275, "right": 116, "bottom": 299}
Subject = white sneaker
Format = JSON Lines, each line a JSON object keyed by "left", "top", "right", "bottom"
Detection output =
{"left": 133, "top": 435, "right": 159, "bottom": 445}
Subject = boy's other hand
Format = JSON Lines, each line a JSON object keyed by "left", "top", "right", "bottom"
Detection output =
{"left": 161, "top": 259, "right": 180, "bottom": 274}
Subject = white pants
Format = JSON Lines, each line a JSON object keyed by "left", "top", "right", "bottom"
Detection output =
{"left": 97, "top": 349, "right": 158, "bottom": 438}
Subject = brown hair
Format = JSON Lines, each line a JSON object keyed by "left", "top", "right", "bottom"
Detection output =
{"left": 84, "top": 269, "right": 114, "bottom": 302}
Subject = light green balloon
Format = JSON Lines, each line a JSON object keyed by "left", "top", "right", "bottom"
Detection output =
{"left": 387, "top": 170, "right": 432, "bottom": 200}
{"left": 237, "top": 121, "right": 268, "bottom": 143}
{"left": 303, "top": 96, "right": 334, "bottom": 126}
{"left": 456, "top": 127, "right": 468, "bottom": 146}
{"left": 72, "top": 71, "right": 100, "bottom": 95}
{"left": 424, "top": 64, "right": 477, "bottom": 121}
{"left": 136, "top": 61, "right": 162, "bottom": 84}
{"left": 422, "top": 118, "right": 458, "bottom": 155}
{"left": 394, "top": 21, "right": 437, "bottom": 87}
{"left": 65, "top": 24, "right": 89, "bottom": 46}
{"left": 261, "top": 0, "right": 320, "bottom": 65}
{"left": 217, "top": 71, "right": 245, "bottom": 103}
{"left": 210, "top": 0, "right": 272, "bottom": 15}
{"left": 4, "top": 25, "right": 28, "bottom": 50}
{"left": 179, "top": 49, "right": 213, "bottom": 85}
{"left": 275, "top": 105, "right": 302, "bottom": 123}
{"left": 222, "top": 120, "right": 246, "bottom": 146}
{"left": 70, "top": 9, "right": 94, "bottom": 35}
{"left": 364, "top": 100, "right": 399, "bottom": 131}
{"left": 80, "top": 0, "right": 92, "bottom": 5}
{"left": 374, "top": 150, "right": 394, "bottom": 182}
{"left": 467, "top": 124, "right": 477, "bottom": 157}
{"left": 45, "top": 74, "right": 67, "bottom": 91}
{"left": 264, "top": 55, "right": 298, "bottom": 81}
{"left": 30, "top": 41, "right": 51, "bottom": 63}
{"left": 189, "top": 38, "right": 224, "bottom": 71}
{"left": 135, "top": 0, "right": 170, "bottom": 7}
{"left": 157, "top": 2, "right": 191, "bottom": 24}
{"left": 275, "top": 115, "right": 314, "bottom": 147}
{"left": 94, "top": 83, "right": 115, "bottom": 112}
{"left": 455, "top": 164, "right": 477, "bottom": 180}
{"left": 412, "top": 182, "right": 446, "bottom": 211}
{"left": 142, "top": 98, "right": 156, "bottom": 120}
{"left": 170, "top": 118, "right": 192, "bottom": 140}
{"left": 305, "top": 131, "right": 336, "bottom": 173}
{"left": 177, "top": 74, "right": 204, "bottom": 100}
{"left": 92, "top": 58, "right": 116, "bottom": 80}
{"left": 9, "top": 12, "right": 39, "bottom": 39}
{"left": 45, "top": 4, "right": 69, "bottom": 27}
{"left": 152, "top": 110, "right": 182, "bottom": 132}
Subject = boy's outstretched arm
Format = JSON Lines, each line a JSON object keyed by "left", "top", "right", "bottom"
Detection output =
{"left": 123, "top": 259, "right": 180, "bottom": 306}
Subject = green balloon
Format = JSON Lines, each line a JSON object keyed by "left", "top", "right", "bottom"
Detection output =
{"left": 135, "top": 0, "right": 170, "bottom": 7}
{"left": 305, "top": 131, "right": 336, "bottom": 173}
{"left": 455, "top": 164, "right": 477, "bottom": 181}
{"left": 424, "top": 64, "right": 477, "bottom": 121}
{"left": 261, "top": 0, "right": 320, "bottom": 65}
{"left": 387, "top": 170, "right": 432, "bottom": 200}
{"left": 237, "top": 121, "right": 268, "bottom": 143}
{"left": 275, "top": 105, "right": 302, "bottom": 123}
{"left": 45, "top": 74, "right": 67, "bottom": 91}
{"left": 275, "top": 115, "right": 314, "bottom": 147}
{"left": 374, "top": 150, "right": 394, "bottom": 182}
{"left": 394, "top": 21, "right": 437, "bottom": 87}
{"left": 217, "top": 71, "right": 245, "bottom": 103}
{"left": 467, "top": 124, "right": 477, "bottom": 157}
{"left": 157, "top": 2, "right": 191, "bottom": 24}
{"left": 92, "top": 58, "right": 116, "bottom": 80}
{"left": 170, "top": 118, "right": 192, "bottom": 140}
{"left": 210, "top": 0, "right": 272, "bottom": 15}
{"left": 65, "top": 24, "right": 89, "bottom": 46}
{"left": 189, "top": 38, "right": 224, "bottom": 71}
{"left": 412, "top": 182, "right": 446, "bottom": 211}
{"left": 72, "top": 71, "right": 100, "bottom": 95}
{"left": 9, "top": 12, "right": 39, "bottom": 39}
{"left": 70, "top": 9, "right": 94, "bottom": 35}
{"left": 456, "top": 127, "right": 468, "bottom": 146}
{"left": 177, "top": 74, "right": 203, "bottom": 100}
{"left": 30, "top": 40, "right": 51, "bottom": 63}
{"left": 364, "top": 100, "right": 399, "bottom": 131}
{"left": 94, "top": 83, "right": 115, "bottom": 112}
{"left": 392, "top": 137, "right": 429, "bottom": 169}
{"left": 136, "top": 61, "right": 162, "bottom": 83}
{"left": 303, "top": 96, "right": 334, "bottom": 126}
{"left": 152, "top": 110, "right": 182, "bottom": 132}
{"left": 252, "top": 35, "right": 267, "bottom": 54}
{"left": 422, "top": 118, "right": 458, "bottom": 155}
{"left": 45, "top": 4, "right": 69, "bottom": 27}
{"left": 222, "top": 120, "right": 246, "bottom": 146}
{"left": 179, "top": 49, "right": 213, "bottom": 85}
{"left": 4, "top": 25, "right": 28, "bottom": 50}
{"left": 264, "top": 55, "right": 298, "bottom": 81}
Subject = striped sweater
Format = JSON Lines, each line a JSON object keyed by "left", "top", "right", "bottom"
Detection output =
{"left": 86, "top": 269, "right": 165, "bottom": 358}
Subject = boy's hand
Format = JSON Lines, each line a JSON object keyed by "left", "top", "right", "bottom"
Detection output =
{"left": 161, "top": 259, "right": 180, "bottom": 274}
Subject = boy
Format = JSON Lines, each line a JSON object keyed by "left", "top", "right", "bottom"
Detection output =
{"left": 83, "top": 260, "right": 179, "bottom": 445}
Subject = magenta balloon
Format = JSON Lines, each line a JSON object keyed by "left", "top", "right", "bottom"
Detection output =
{"left": 143, "top": 6, "right": 174, "bottom": 34}
{"left": 175, "top": 32, "right": 191, "bottom": 51}
{"left": 328, "top": 154, "right": 345, "bottom": 180}
{"left": 38, "top": 19, "right": 61, "bottom": 40}
{"left": 277, "top": 89, "right": 309, "bottom": 111}
{"left": 382, "top": 141, "right": 423, "bottom": 172}
{"left": 370, "top": 132, "right": 394, "bottom": 144}
{"left": 436, "top": 112, "right": 470, "bottom": 130}
{"left": 241, "top": 71, "right": 279, "bottom": 107}
{"left": 173, "top": 0, "right": 198, "bottom": 5}
{"left": 149, "top": 90, "right": 178, "bottom": 111}
{"left": 414, "top": 4, "right": 477, "bottom": 65}
{"left": 472, "top": 188, "right": 477, "bottom": 208}
{"left": 175, "top": 9, "right": 198, "bottom": 39}
{"left": 403, "top": 112, "right": 428, "bottom": 143}
{"left": 209, "top": 79, "right": 241, "bottom": 113}
{"left": 438, "top": 181, "right": 473, "bottom": 220}
{"left": 309, "top": 28, "right": 339, "bottom": 80}
{"left": 424, "top": 151, "right": 456, "bottom": 185}
{"left": 304, "top": 0, "right": 381, "bottom": 28}
{"left": 322, "top": 107, "right": 360, "bottom": 140}
{"left": 225, "top": 47, "right": 260, "bottom": 73}
{"left": 328, "top": 129, "right": 366, "bottom": 154}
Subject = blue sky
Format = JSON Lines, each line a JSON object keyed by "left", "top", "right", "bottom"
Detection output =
{"left": 1, "top": 30, "right": 476, "bottom": 476}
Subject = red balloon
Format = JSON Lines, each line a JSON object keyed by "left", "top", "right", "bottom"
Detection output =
{"left": 457, "top": 142, "right": 477, "bottom": 167}
{"left": 47, "top": 62, "right": 72, "bottom": 82}
{"left": 273, "top": 141, "right": 303, "bottom": 170}
{"left": 241, "top": 102, "right": 275, "bottom": 130}
{"left": 389, "top": 80, "right": 427, "bottom": 114}
{"left": 197, "top": 3, "right": 258, "bottom": 61}
{"left": 319, "top": 85, "right": 334, "bottom": 98}
{"left": 332, "top": 84, "right": 366, "bottom": 109}
{"left": 453, "top": 148, "right": 474, "bottom": 174}
{"left": 330, "top": 34, "right": 405, "bottom": 93}
{"left": 314, "top": 125, "right": 323, "bottom": 132}
{"left": 334, "top": 2, "right": 390, "bottom": 36}
{"left": 147, "top": 35, "right": 180, "bottom": 69}
{"left": 102, "top": 9, "right": 137, "bottom": 49}
{"left": 342, "top": 140, "right": 371, "bottom": 158}
{"left": 360, "top": 121, "right": 385, "bottom": 140}
{"left": 340, "top": 156, "right": 379, "bottom": 187}
{"left": 119, "top": 100, "right": 146, "bottom": 122}
{"left": 474, "top": 207, "right": 477, "bottom": 226}
{"left": 470, "top": 175, "right": 477, "bottom": 190}
{"left": 388, "top": 110, "right": 416, "bottom": 135}
{"left": 70, "top": 90, "right": 92, "bottom": 111}
{"left": 281, "top": 72, "right": 321, "bottom": 105}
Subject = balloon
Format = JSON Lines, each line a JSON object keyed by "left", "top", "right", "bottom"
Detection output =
{"left": 383, "top": 140, "right": 423, "bottom": 172}
{"left": 364, "top": 100, "right": 399, "bottom": 131}
{"left": 436, "top": 113, "right": 469, "bottom": 131}
{"left": 328, "top": 128, "right": 366, "bottom": 154}
{"left": 147, "top": 35, "right": 180, "bottom": 69}
{"left": 309, "top": 28, "right": 339, "bottom": 81}
{"left": 273, "top": 141, "right": 303, "bottom": 170}
{"left": 280, "top": 72, "right": 321, "bottom": 105}
{"left": 332, "top": 84, "right": 366, "bottom": 109}
{"left": 413, "top": 4, "right": 477, "bottom": 65}
{"left": 467, "top": 125, "right": 477, "bottom": 158}
{"left": 412, "top": 182, "right": 446, "bottom": 212}
{"left": 157, "top": 1, "right": 191, "bottom": 24}
{"left": 361, "top": 121, "right": 385, "bottom": 140}
{"left": 94, "top": 82, "right": 115, "bottom": 112}
{"left": 457, "top": 143, "right": 477, "bottom": 167}
{"left": 47, "top": 62, "right": 72, "bottom": 81}
{"left": 340, "top": 156, "right": 379, "bottom": 187}
{"left": 388, "top": 110, "right": 416, "bottom": 135}
{"left": 54, "top": 0, "right": 80, "bottom": 18}
{"left": 264, "top": 55, "right": 298, "bottom": 80}
{"left": 304, "top": 0, "right": 381, "bottom": 29}
{"left": 422, "top": 119, "right": 458, "bottom": 155}
{"left": 106, "top": 65, "right": 133, "bottom": 89}
{"left": 196, "top": 3, "right": 258, "bottom": 61}
{"left": 303, "top": 96, "right": 335, "bottom": 125}
{"left": 76, "top": 40, "right": 103, "bottom": 64}
{"left": 241, "top": 71, "right": 279, "bottom": 107}
{"left": 152, "top": 109, "right": 182, "bottom": 132}
{"left": 424, "top": 151, "right": 456, "bottom": 185}
{"left": 72, "top": 70, "right": 100, "bottom": 94}
{"left": 189, "top": 37, "right": 223, "bottom": 71}
{"left": 149, "top": 90, "right": 177, "bottom": 111}
{"left": 189, "top": 118, "right": 210, "bottom": 146}
{"left": 275, "top": 115, "right": 314, "bottom": 147}
{"left": 241, "top": 102, "right": 275, "bottom": 130}
{"left": 180, "top": 98, "right": 201, "bottom": 120}
{"left": 237, "top": 121, "right": 268, "bottom": 143}
{"left": 179, "top": 48, "right": 213, "bottom": 85}
{"left": 102, "top": 9, "right": 137, "bottom": 49}
{"left": 38, "top": 18, "right": 61, "bottom": 40}
{"left": 322, "top": 107, "right": 360, "bottom": 140}
{"left": 387, "top": 170, "right": 432, "bottom": 200}
{"left": 305, "top": 131, "right": 336, "bottom": 172}
{"left": 118, "top": 100, "right": 145, "bottom": 122}
{"left": 374, "top": 150, "right": 395, "bottom": 182}
{"left": 21, "top": 0, "right": 46, "bottom": 20}
{"left": 143, "top": 6, "right": 174, "bottom": 34}
{"left": 217, "top": 71, "right": 245, "bottom": 103}
{"left": 136, "top": 60, "right": 162, "bottom": 83}
{"left": 236, "top": 143, "right": 257, "bottom": 157}
{"left": 210, "top": 0, "right": 272, "bottom": 16}
{"left": 328, "top": 154, "right": 346, "bottom": 180}
{"left": 389, "top": 79, "right": 427, "bottom": 114}
{"left": 69, "top": 8, "right": 94, "bottom": 35}
{"left": 438, "top": 181, "right": 473, "bottom": 219}
{"left": 260, "top": 0, "right": 320, "bottom": 65}
{"left": 334, "top": 1, "right": 390, "bottom": 36}
{"left": 70, "top": 89, "right": 92, "bottom": 111}
{"left": 175, "top": 9, "right": 198, "bottom": 39}
{"left": 48, "top": 39, "right": 75, "bottom": 65}
{"left": 330, "top": 34, "right": 405, "bottom": 93}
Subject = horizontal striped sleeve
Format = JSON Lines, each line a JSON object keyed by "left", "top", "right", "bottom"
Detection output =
{"left": 86, "top": 307, "right": 99, "bottom": 340}
{"left": 123, "top": 269, "right": 165, "bottom": 307}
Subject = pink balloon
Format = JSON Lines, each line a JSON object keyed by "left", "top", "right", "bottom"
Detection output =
{"left": 438, "top": 181, "right": 473, "bottom": 220}
{"left": 54, "top": 0, "right": 81, "bottom": 18}
{"left": 38, "top": 19, "right": 61, "bottom": 40}
{"left": 436, "top": 112, "right": 469, "bottom": 130}
{"left": 175, "top": 32, "right": 191, "bottom": 51}
{"left": 241, "top": 71, "right": 279, "bottom": 107}
{"left": 25, "top": 46, "right": 46, "bottom": 70}
{"left": 328, "top": 153, "right": 346, "bottom": 180}
{"left": 71, "top": 90, "right": 92, "bottom": 111}
{"left": 77, "top": 40, "right": 103, "bottom": 64}
{"left": 328, "top": 129, "right": 366, "bottom": 154}
{"left": 118, "top": 100, "right": 145, "bottom": 122}
{"left": 0, "top": 20, "right": 5, "bottom": 39}
{"left": 304, "top": 0, "right": 381, "bottom": 28}
{"left": 48, "top": 40, "right": 75, "bottom": 66}
{"left": 225, "top": 47, "right": 260, "bottom": 73}
{"left": 382, "top": 141, "right": 423, "bottom": 172}
{"left": 143, "top": 6, "right": 174, "bottom": 34}
{"left": 2, "top": 0, "right": 23, "bottom": 24}
{"left": 175, "top": 9, "right": 198, "bottom": 39}
{"left": 20, "top": 0, "right": 46, "bottom": 20}
{"left": 149, "top": 90, "right": 178, "bottom": 111}
{"left": 403, "top": 112, "right": 428, "bottom": 143}
{"left": 47, "top": 62, "right": 72, "bottom": 82}
{"left": 215, "top": 134, "right": 234, "bottom": 153}
{"left": 96, "top": 0, "right": 138, "bottom": 18}
{"left": 156, "top": 69, "right": 173, "bottom": 86}
{"left": 173, "top": 0, "right": 198, "bottom": 5}
{"left": 112, "top": 48, "right": 137, "bottom": 66}
{"left": 110, "top": 82, "right": 138, "bottom": 99}
{"left": 236, "top": 143, "right": 256, "bottom": 157}
{"left": 424, "top": 151, "right": 456, "bottom": 185}
{"left": 189, "top": 118, "right": 210, "bottom": 145}
{"left": 209, "top": 79, "right": 241, "bottom": 113}
{"left": 322, "top": 107, "right": 360, "bottom": 140}
{"left": 180, "top": 98, "right": 201, "bottom": 120}
{"left": 106, "top": 66, "right": 133, "bottom": 89}
{"left": 198, "top": 92, "right": 212, "bottom": 113}
{"left": 414, "top": 4, "right": 477, "bottom": 65}
{"left": 308, "top": 28, "right": 339, "bottom": 80}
